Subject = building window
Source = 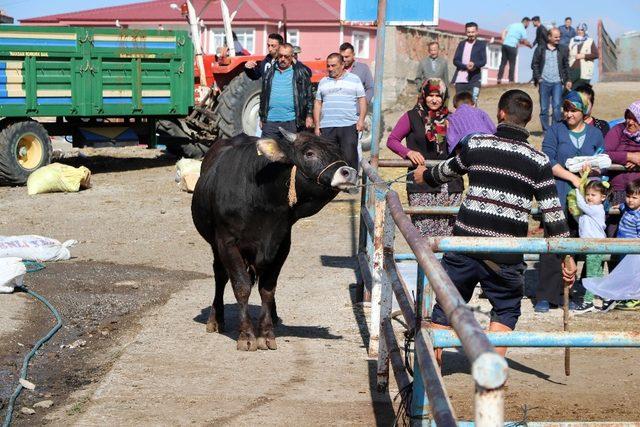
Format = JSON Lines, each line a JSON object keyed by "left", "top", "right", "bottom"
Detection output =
{"left": 208, "top": 28, "right": 255, "bottom": 54}
{"left": 487, "top": 44, "right": 501, "bottom": 70}
{"left": 352, "top": 31, "right": 369, "bottom": 59}
{"left": 286, "top": 29, "right": 299, "bottom": 47}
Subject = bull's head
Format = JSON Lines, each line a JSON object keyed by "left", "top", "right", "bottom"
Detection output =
{"left": 256, "top": 128, "right": 358, "bottom": 191}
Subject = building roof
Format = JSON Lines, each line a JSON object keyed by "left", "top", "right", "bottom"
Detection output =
{"left": 21, "top": 0, "right": 341, "bottom": 24}
{"left": 21, "top": 0, "right": 501, "bottom": 38}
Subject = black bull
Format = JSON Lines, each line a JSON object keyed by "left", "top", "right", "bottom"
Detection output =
{"left": 192, "top": 129, "right": 358, "bottom": 351}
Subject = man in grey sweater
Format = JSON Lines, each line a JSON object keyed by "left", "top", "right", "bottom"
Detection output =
{"left": 416, "top": 41, "right": 449, "bottom": 87}
{"left": 340, "top": 42, "right": 374, "bottom": 103}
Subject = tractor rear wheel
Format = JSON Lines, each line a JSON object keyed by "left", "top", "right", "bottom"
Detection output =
{"left": 212, "top": 73, "right": 262, "bottom": 139}
{"left": 0, "top": 121, "right": 52, "bottom": 185}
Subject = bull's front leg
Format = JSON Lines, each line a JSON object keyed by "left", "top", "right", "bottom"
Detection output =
{"left": 215, "top": 240, "right": 258, "bottom": 351}
{"left": 256, "top": 237, "right": 290, "bottom": 350}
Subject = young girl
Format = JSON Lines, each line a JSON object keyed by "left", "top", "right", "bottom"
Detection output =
{"left": 572, "top": 179, "right": 610, "bottom": 313}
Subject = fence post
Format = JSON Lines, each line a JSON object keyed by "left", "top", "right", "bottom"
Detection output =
{"left": 475, "top": 385, "right": 504, "bottom": 426}
{"left": 368, "top": 184, "right": 388, "bottom": 358}
{"left": 376, "top": 201, "right": 395, "bottom": 390}
{"left": 356, "top": 171, "right": 370, "bottom": 302}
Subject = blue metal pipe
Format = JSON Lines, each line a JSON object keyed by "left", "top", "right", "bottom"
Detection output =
{"left": 432, "top": 330, "right": 640, "bottom": 348}
{"left": 394, "top": 253, "right": 587, "bottom": 262}
{"left": 428, "top": 237, "right": 640, "bottom": 255}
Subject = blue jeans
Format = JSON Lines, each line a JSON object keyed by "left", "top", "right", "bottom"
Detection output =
{"left": 539, "top": 81, "right": 563, "bottom": 131}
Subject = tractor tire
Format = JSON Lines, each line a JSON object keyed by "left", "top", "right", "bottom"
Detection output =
{"left": 156, "top": 119, "right": 209, "bottom": 159}
{"left": 212, "top": 73, "right": 262, "bottom": 139}
{"left": 0, "top": 121, "right": 52, "bottom": 185}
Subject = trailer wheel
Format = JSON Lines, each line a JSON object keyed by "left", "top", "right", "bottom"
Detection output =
{"left": 0, "top": 121, "right": 52, "bottom": 185}
{"left": 213, "top": 73, "right": 262, "bottom": 139}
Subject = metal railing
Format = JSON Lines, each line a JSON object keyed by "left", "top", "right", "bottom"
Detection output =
{"left": 357, "top": 158, "right": 640, "bottom": 425}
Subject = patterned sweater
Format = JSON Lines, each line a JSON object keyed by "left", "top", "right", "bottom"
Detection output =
{"left": 423, "top": 122, "right": 570, "bottom": 263}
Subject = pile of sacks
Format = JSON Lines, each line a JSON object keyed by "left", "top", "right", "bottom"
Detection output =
{"left": 0, "top": 235, "right": 76, "bottom": 293}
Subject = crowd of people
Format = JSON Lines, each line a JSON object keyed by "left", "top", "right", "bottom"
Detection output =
{"left": 242, "top": 24, "right": 639, "bottom": 364}
{"left": 245, "top": 33, "right": 371, "bottom": 170}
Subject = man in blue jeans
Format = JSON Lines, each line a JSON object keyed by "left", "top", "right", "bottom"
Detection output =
{"left": 532, "top": 28, "right": 571, "bottom": 131}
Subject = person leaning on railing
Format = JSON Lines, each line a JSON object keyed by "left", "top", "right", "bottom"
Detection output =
{"left": 386, "top": 78, "right": 463, "bottom": 237}
{"left": 412, "top": 89, "right": 577, "bottom": 364}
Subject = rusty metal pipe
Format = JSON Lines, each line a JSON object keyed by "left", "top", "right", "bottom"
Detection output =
{"left": 382, "top": 318, "right": 411, "bottom": 392}
{"left": 403, "top": 206, "right": 621, "bottom": 216}
{"left": 414, "top": 328, "right": 458, "bottom": 426}
{"left": 378, "top": 158, "right": 627, "bottom": 171}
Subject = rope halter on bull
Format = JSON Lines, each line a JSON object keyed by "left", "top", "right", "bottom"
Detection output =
{"left": 288, "top": 160, "right": 348, "bottom": 207}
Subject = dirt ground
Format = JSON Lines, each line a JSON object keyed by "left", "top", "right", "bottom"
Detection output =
{"left": 1, "top": 82, "right": 639, "bottom": 425}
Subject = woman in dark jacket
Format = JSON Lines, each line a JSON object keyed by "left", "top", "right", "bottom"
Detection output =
{"left": 536, "top": 90, "right": 604, "bottom": 313}
{"left": 386, "top": 78, "right": 463, "bottom": 236}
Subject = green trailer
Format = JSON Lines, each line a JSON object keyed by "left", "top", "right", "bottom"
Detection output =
{"left": 0, "top": 25, "right": 194, "bottom": 184}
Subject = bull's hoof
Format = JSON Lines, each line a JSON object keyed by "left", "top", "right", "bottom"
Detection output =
{"left": 206, "top": 320, "right": 224, "bottom": 333}
{"left": 257, "top": 336, "right": 278, "bottom": 350}
{"left": 236, "top": 333, "right": 258, "bottom": 351}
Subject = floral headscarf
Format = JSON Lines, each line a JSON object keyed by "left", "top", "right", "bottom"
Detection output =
{"left": 564, "top": 90, "right": 590, "bottom": 115}
{"left": 623, "top": 100, "right": 640, "bottom": 143}
{"left": 414, "top": 78, "right": 449, "bottom": 154}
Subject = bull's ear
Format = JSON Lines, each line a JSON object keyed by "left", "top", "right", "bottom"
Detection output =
{"left": 256, "top": 138, "right": 289, "bottom": 162}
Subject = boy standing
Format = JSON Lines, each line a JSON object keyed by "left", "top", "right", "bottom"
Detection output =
{"left": 615, "top": 179, "right": 640, "bottom": 310}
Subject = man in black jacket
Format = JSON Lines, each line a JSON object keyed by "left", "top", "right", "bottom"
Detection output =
{"left": 245, "top": 33, "right": 284, "bottom": 80}
{"left": 258, "top": 43, "right": 314, "bottom": 139}
{"left": 452, "top": 22, "right": 487, "bottom": 103}
{"left": 531, "top": 27, "right": 571, "bottom": 131}
{"left": 531, "top": 16, "right": 548, "bottom": 48}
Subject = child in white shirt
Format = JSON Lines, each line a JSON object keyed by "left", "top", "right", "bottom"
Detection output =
{"left": 573, "top": 179, "right": 610, "bottom": 313}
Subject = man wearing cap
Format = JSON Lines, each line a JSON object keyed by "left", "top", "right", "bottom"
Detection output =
{"left": 498, "top": 17, "right": 532, "bottom": 84}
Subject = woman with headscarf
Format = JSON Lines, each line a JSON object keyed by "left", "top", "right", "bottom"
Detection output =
{"left": 604, "top": 101, "right": 640, "bottom": 236}
{"left": 386, "top": 78, "right": 463, "bottom": 236}
{"left": 536, "top": 90, "right": 605, "bottom": 313}
{"left": 568, "top": 23, "right": 599, "bottom": 86}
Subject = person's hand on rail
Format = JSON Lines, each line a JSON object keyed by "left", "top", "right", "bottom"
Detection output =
{"left": 406, "top": 150, "right": 426, "bottom": 166}
{"left": 413, "top": 165, "right": 427, "bottom": 184}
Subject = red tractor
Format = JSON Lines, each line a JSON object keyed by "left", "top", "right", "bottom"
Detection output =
{"left": 156, "top": 0, "right": 371, "bottom": 158}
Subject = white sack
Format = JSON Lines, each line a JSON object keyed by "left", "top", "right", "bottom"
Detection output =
{"left": 0, "top": 257, "right": 26, "bottom": 293}
{"left": 0, "top": 235, "right": 76, "bottom": 262}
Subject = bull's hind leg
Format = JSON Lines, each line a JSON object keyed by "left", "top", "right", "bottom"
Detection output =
{"left": 206, "top": 256, "right": 228, "bottom": 333}
{"left": 215, "top": 239, "right": 258, "bottom": 351}
{"left": 257, "top": 236, "right": 291, "bottom": 350}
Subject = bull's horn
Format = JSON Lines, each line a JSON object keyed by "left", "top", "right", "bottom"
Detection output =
{"left": 279, "top": 127, "right": 297, "bottom": 143}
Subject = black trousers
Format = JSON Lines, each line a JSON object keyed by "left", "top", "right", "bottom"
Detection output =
{"left": 498, "top": 45, "right": 518, "bottom": 83}
{"left": 261, "top": 120, "right": 298, "bottom": 140}
{"left": 320, "top": 124, "right": 359, "bottom": 169}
